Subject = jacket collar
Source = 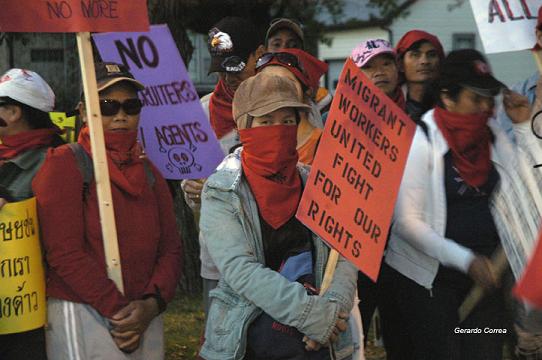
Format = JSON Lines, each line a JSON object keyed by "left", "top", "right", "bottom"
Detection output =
{"left": 5, "top": 148, "right": 45, "bottom": 170}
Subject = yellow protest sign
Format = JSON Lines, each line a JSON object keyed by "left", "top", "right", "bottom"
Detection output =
{"left": 0, "top": 197, "right": 46, "bottom": 334}
{"left": 49, "top": 112, "right": 77, "bottom": 143}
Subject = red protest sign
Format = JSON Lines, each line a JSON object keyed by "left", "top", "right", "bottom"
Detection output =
{"left": 296, "top": 58, "right": 416, "bottom": 281}
{"left": 0, "top": 0, "right": 149, "bottom": 33}
{"left": 514, "top": 230, "right": 542, "bottom": 308}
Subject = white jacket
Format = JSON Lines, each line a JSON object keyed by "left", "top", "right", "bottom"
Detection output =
{"left": 385, "top": 109, "right": 542, "bottom": 289}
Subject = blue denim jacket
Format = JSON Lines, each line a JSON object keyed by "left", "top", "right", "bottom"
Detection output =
{"left": 199, "top": 148, "right": 357, "bottom": 360}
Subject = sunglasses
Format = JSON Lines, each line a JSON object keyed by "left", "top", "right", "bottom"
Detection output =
{"left": 221, "top": 56, "right": 247, "bottom": 73}
{"left": 255, "top": 52, "right": 304, "bottom": 73}
{"left": 99, "top": 98, "right": 142, "bottom": 116}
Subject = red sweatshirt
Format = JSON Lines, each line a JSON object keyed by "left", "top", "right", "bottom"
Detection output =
{"left": 32, "top": 145, "right": 182, "bottom": 318}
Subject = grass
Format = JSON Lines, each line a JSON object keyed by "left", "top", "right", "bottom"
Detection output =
{"left": 163, "top": 293, "right": 514, "bottom": 359}
{"left": 164, "top": 293, "right": 205, "bottom": 359}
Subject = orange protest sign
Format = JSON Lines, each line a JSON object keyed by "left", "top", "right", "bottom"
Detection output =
{"left": 296, "top": 58, "right": 416, "bottom": 281}
{"left": 0, "top": 0, "right": 149, "bottom": 33}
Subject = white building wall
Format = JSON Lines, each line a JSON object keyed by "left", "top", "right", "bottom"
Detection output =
{"left": 390, "top": 0, "right": 535, "bottom": 87}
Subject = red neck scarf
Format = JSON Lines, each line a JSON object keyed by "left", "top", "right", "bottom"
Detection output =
{"left": 209, "top": 79, "right": 236, "bottom": 139}
{"left": 392, "top": 88, "right": 406, "bottom": 111}
{"left": 0, "top": 127, "right": 61, "bottom": 160}
{"left": 433, "top": 106, "right": 492, "bottom": 188}
{"left": 78, "top": 127, "right": 146, "bottom": 197}
{"left": 239, "top": 125, "right": 301, "bottom": 229}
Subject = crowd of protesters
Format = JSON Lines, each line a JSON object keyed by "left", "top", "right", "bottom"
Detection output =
{"left": 2, "top": 6, "right": 542, "bottom": 360}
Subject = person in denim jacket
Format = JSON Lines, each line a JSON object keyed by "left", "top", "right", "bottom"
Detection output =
{"left": 199, "top": 73, "right": 357, "bottom": 360}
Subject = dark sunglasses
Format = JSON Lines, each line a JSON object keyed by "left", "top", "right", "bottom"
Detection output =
{"left": 221, "top": 56, "right": 246, "bottom": 73}
{"left": 256, "top": 52, "right": 304, "bottom": 73}
{"left": 99, "top": 98, "right": 142, "bottom": 116}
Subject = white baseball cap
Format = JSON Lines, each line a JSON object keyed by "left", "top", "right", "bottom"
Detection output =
{"left": 0, "top": 69, "right": 55, "bottom": 112}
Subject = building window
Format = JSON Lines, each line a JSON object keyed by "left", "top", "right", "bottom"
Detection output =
{"left": 31, "top": 49, "right": 64, "bottom": 62}
{"left": 452, "top": 33, "right": 475, "bottom": 50}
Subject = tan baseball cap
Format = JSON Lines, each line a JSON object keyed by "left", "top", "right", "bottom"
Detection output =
{"left": 233, "top": 73, "right": 310, "bottom": 128}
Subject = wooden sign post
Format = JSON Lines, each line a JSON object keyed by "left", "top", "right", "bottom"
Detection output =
{"left": 76, "top": 32, "right": 124, "bottom": 292}
{"left": 0, "top": 0, "right": 150, "bottom": 293}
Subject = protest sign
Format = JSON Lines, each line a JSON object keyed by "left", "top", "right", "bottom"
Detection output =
{"left": 0, "top": 198, "right": 46, "bottom": 335}
{"left": 93, "top": 25, "right": 224, "bottom": 180}
{"left": 49, "top": 112, "right": 77, "bottom": 143}
{"left": 296, "top": 59, "right": 416, "bottom": 281}
{"left": 514, "top": 230, "right": 542, "bottom": 308}
{"left": 0, "top": 0, "right": 149, "bottom": 33}
{"left": 469, "top": 0, "right": 542, "bottom": 53}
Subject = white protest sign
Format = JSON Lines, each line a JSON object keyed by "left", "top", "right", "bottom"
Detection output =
{"left": 469, "top": 0, "right": 541, "bottom": 53}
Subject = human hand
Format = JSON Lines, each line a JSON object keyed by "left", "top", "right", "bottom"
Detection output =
{"left": 329, "top": 312, "right": 349, "bottom": 343}
{"left": 468, "top": 255, "right": 498, "bottom": 291}
{"left": 110, "top": 298, "right": 159, "bottom": 335}
{"left": 503, "top": 89, "right": 531, "bottom": 124}
{"left": 111, "top": 329, "right": 141, "bottom": 353}
{"left": 181, "top": 179, "right": 205, "bottom": 206}
{"left": 302, "top": 311, "right": 349, "bottom": 351}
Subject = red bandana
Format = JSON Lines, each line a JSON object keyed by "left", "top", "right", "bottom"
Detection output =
{"left": 209, "top": 79, "right": 236, "bottom": 139}
{"left": 78, "top": 127, "right": 147, "bottom": 197}
{"left": 0, "top": 127, "right": 62, "bottom": 160}
{"left": 433, "top": 106, "right": 492, "bottom": 188}
{"left": 239, "top": 125, "right": 301, "bottom": 229}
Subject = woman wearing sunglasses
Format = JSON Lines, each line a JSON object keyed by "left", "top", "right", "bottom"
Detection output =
{"left": 385, "top": 49, "right": 542, "bottom": 359}
{"left": 32, "top": 62, "right": 181, "bottom": 359}
{"left": 199, "top": 72, "right": 356, "bottom": 360}
{"left": 256, "top": 49, "right": 328, "bottom": 165}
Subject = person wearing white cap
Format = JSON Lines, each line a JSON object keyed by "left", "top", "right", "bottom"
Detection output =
{"left": 0, "top": 68, "right": 63, "bottom": 360}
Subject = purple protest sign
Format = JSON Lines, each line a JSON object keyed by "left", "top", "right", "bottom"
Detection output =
{"left": 93, "top": 25, "right": 224, "bottom": 179}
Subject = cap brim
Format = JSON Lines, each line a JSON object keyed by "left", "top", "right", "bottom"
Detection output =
{"left": 266, "top": 20, "right": 304, "bottom": 44}
{"left": 460, "top": 75, "right": 505, "bottom": 97}
{"left": 248, "top": 100, "right": 311, "bottom": 117}
{"left": 98, "top": 77, "right": 145, "bottom": 92}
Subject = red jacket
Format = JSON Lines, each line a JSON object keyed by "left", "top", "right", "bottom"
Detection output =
{"left": 32, "top": 145, "right": 182, "bottom": 318}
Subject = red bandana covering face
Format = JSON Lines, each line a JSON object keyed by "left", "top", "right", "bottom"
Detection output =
{"left": 0, "top": 127, "right": 62, "bottom": 160}
{"left": 433, "top": 106, "right": 492, "bottom": 188}
{"left": 209, "top": 79, "right": 236, "bottom": 139}
{"left": 239, "top": 125, "right": 301, "bottom": 229}
{"left": 78, "top": 127, "right": 146, "bottom": 197}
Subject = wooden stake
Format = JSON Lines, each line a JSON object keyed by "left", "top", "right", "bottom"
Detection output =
{"left": 321, "top": 250, "right": 339, "bottom": 294}
{"left": 76, "top": 32, "right": 124, "bottom": 294}
{"left": 533, "top": 50, "right": 542, "bottom": 74}
{"left": 458, "top": 247, "right": 508, "bottom": 322}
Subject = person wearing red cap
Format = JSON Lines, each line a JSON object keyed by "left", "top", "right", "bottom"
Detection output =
{"left": 256, "top": 49, "right": 328, "bottom": 164}
{"left": 395, "top": 30, "right": 445, "bottom": 123}
{"left": 0, "top": 68, "right": 64, "bottom": 360}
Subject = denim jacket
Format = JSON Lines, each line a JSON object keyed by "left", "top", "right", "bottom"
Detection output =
{"left": 199, "top": 148, "right": 357, "bottom": 360}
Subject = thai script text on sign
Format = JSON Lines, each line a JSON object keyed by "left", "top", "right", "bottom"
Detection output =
{"left": 0, "top": 198, "right": 46, "bottom": 335}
